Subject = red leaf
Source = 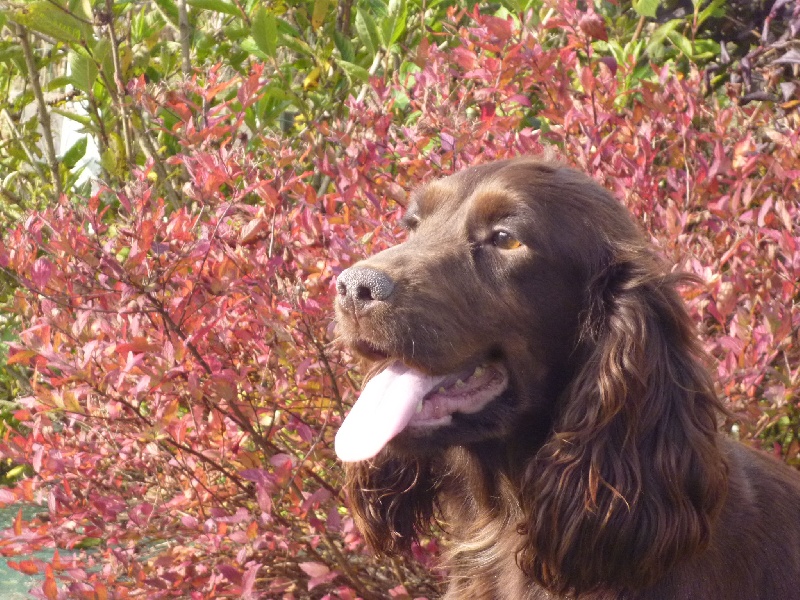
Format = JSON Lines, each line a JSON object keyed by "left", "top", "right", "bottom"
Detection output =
{"left": 482, "top": 15, "right": 512, "bottom": 41}
{"left": 94, "top": 582, "right": 109, "bottom": 600}
{"left": 12, "top": 560, "right": 40, "bottom": 575}
{"left": 579, "top": 11, "right": 608, "bottom": 42}
{"left": 13, "top": 508, "right": 22, "bottom": 535}
{"left": 43, "top": 565, "right": 58, "bottom": 600}
{"left": 6, "top": 350, "right": 37, "bottom": 366}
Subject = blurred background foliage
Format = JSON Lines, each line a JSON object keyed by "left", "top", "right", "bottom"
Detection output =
{"left": 0, "top": 0, "right": 796, "bottom": 219}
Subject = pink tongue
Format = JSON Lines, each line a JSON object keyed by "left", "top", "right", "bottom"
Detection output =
{"left": 335, "top": 362, "right": 445, "bottom": 462}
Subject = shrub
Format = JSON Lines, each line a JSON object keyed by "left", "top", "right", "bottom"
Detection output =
{"left": 0, "top": 3, "right": 798, "bottom": 598}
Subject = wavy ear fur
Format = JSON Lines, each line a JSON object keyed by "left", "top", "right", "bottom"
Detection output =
{"left": 344, "top": 454, "right": 440, "bottom": 555}
{"left": 518, "top": 249, "right": 729, "bottom": 596}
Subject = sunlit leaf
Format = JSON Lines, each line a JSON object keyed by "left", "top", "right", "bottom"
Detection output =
{"left": 68, "top": 50, "right": 98, "bottom": 94}
{"left": 632, "top": 0, "right": 659, "bottom": 18}
{"left": 383, "top": 0, "right": 407, "bottom": 46}
{"left": 311, "top": 0, "right": 328, "bottom": 30}
{"left": 355, "top": 9, "right": 381, "bottom": 57}
{"left": 10, "top": 1, "right": 90, "bottom": 43}
{"left": 152, "top": 0, "right": 180, "bottom": 26}
{"left": 252, "top": 6, "right": 277, "bottom": 57}
{"left": 51, "top": 108, "right": 92, "bottom": 127}
{"left": 13, "top": 508, "right": 22, "bottom": 535}
{"left": 186, "top": 0, "right": 239, "bottom": 17}
{"left": 43, "top": 565, "right": 58, "bottom": 600}
{"left": 337, "top": 59, "right": 370, "bottom": 83}
{"left": 61, "top": 136, "right": 87, "bottom": 169}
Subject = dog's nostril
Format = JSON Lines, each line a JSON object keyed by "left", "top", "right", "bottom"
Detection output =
{"left": 337, "top": 266, "right": 395, "bottom": 308}
{"left": 356, "top": 285, "right": 373, "bottom": 301}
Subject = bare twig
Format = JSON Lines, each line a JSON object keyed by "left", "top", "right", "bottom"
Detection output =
{"left": 16, "top": 24, "right": 62, "bottom": 200}
{"left": 104, "top": 0, "right": 134, "bottom": 165}
{"left": 631, "top": 15, "right": 646, "bottom": 45}
{"left": 178, "top": 0, "right": 192, "bottom": 78}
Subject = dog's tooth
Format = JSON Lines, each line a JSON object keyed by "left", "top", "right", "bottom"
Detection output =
{"left": 474, "top": 366, "right": 485, "bottom": 378}
{"left": 438, "top": 387, "right": 447, "bottom": 394}
{"left": 416, "top": 400, "right": 423, "bottom": 413}
{"left": 455, "top": 379, "right": 465, "bottom": 388}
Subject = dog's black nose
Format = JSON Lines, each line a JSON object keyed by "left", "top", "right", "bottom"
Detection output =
{"left": 336, "top": 266, "right": 395, "bottom": 311}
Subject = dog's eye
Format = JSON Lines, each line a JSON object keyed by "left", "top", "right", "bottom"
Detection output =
{"left": 491, "top": 230, "right": 522, "bottom": 250}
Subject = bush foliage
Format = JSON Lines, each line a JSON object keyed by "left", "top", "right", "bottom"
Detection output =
{"left": 0, "top": 1, "right": 799, "bottom": 598}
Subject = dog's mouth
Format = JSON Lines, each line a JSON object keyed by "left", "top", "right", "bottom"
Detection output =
{"left": 335, "top": 358, "right": 509, "bottom": 462}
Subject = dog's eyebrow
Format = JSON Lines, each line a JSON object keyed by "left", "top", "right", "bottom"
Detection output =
{"left": 407, "top": 182, "right": 450, "bottom": 217}
{"left": 468, "top": 183, "right": 526, "bottom": 224}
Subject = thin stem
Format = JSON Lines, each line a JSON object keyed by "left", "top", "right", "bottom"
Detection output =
{"left": 104, "top": 0, "right": 134, "bottom": 164}
{"left": 178, "top": 0, "right": 192, "bottom": 78}
{"left": 16, "top": 24, "right": 62, "bottom": 200}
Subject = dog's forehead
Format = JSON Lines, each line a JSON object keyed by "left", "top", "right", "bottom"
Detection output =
{"left": 410, "top": 167, "right": 537, "bottom": 221}
{"left": 409, "top": 169, "right": 519, "bottom": 209}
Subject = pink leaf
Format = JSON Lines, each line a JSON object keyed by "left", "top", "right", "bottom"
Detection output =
{"left": 241, "top": 564, "right": 259, "bottom": 598}
{"left": 299, "top": 562, "right": 329, "bottom": 578}
{"left": 32, "top": 258, "right": 53, "bottom": 288}
{"left": 299, "top": 562, "right": 336, "bottom": 591}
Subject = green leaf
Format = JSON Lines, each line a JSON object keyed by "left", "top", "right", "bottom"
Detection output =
{"left": 337, "top": 59, "right": 370, "bottom": 83}
{"left": 240, "top": 37, "right": 269, "bottom": 60}
{"left": 4, "top": 465, "right": 26, "bottom": 480}
{"left": 383, "top": 0, "right": 407, "bottom": 46}
{"left": 10, "top": 1, "right": 91, "bottom": 44}
{"left": 101, "top": 132, "right": 125, "bottom": 178}
{"left": 667, "top": 30, "right": 694, "bottom": 59}
{"left": 276, "top": 18, "right": 301, "bottom": 38}
{"left": 311, "top": 0, "right": 328, "bottom": 30}
{"left": 251, "top": 6, "right": 277, "bottom": 57}
{"left": 645, "top": 19, "right": 680, "bottom": 58}
{"left": 95, "top": 38, "right": 115, "bottom": 81}
{"left": 333, "top": 29, "right": 355, "bottom": 62}
{"left": 186, "top": 0, "right": 240, "bottom": 17}
{"left": 152, "top": 0, "right": 180, "bottom": 27}
{"left": 52, "top": 107, "right": 93, "bottom": 127}
{"left": 697, "top": 0, "right": 726, "bottom": 27}
{"left": 632, "top": 0, "right": 659, "bottom": 19}
{"left": 355, "top": 9, "right": 381, "bottom": 56}
{"left": 45, "top": 76, "right": 74, "bottom": 91}
{"left": 61, "top": 136, "right": 87, "bottom": 169}
{"left": 280, "top": 30, "right": 313, "bottom": 57}
{"left": 68, "top": 50, "right": 98, "bottom": 94}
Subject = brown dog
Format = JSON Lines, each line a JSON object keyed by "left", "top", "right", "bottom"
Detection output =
{"left": 335, "top": 157, "right": 800, "bottom": 599}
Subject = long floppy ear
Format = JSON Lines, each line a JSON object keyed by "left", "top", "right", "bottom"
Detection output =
{"left": 344, "top": 454, "right": 439, "bottom": 555}
{"left": 517, "top": 249, "right": 729, "bottom": 596}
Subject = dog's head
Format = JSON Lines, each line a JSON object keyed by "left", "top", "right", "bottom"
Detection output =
{"left": 334, "top": 158, "right": 637, "bottom": 459}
